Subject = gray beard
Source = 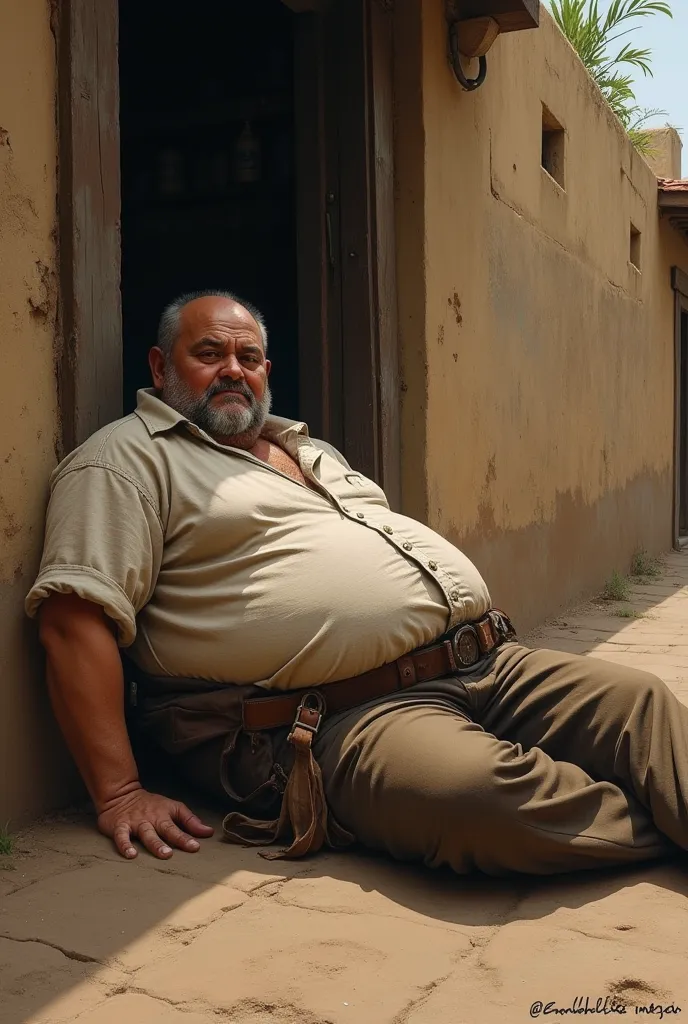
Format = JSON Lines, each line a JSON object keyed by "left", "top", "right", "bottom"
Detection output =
{"left": 161, "top": 366, "right": 272, "bottom": 447}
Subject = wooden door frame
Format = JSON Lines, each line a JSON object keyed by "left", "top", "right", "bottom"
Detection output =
{"left": 57, "top": 0, "right": 399, "bottom": 508}
{"left": 55, "top": 0, "right": 122, "bottom": 455}
{"left": 672, "top": 266, "right": 688, "bottom": 548}
{"left": 294, "top": 0, "right": 400, "bottom": 505}
{"left": 369, "top": 0, "right": 401, "bottom": 510}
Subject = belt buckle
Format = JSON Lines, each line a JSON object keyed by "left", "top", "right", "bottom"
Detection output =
{"left": 288, "top": 691, "right": 327, "bottom": 742}
{"left": 451, "top": 624, "right": 481, "bottom": 670}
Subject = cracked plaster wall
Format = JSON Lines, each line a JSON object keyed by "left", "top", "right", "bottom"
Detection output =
{"left": 3, "top": 0, "right": 688, "bottom": 821}
{"left": 396, "top": 2, "right": 688, "bottom": 632}
{"left": 0, "top": 0, "right": 79, "bottom": 822}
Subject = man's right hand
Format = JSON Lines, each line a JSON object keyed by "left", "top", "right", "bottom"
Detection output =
{"left": 38, "top": 594, "right": 216, "bottom": 863}
{"left": 97, "top": 785, "right": 215, "bottom": 860}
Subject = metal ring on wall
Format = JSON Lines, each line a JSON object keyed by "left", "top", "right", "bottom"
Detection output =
{"left": 449, "top": 22, "right": 488, "bottom": 92}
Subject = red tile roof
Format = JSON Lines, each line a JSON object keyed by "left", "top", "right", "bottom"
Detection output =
{"left": 658, "top": 180, "right": 688, "bottom": 240}
{"left": 659, "top": 178, "right": 688, "bottom": 193}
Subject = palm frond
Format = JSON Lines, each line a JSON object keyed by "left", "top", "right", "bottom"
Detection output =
{"left": 547, "top": 0, "right": 672, "bottom": 152}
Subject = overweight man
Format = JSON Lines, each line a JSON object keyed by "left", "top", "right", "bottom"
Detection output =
{"left": 27, "top": 291, "right": 688, "bottom": 872}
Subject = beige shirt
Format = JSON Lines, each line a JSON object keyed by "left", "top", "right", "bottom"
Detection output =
{"left": 26, "top": 390, "right": 491, "bottom": 690}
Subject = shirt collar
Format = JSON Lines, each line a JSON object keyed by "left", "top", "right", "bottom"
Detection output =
{"left": 134, "top": 389, "right": 188, "bottom": 435}
{"left": 134, "top": 388, "right": 310, "bottom": 450}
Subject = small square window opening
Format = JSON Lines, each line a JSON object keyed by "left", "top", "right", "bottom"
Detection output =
{"left": 630, "top": 224, "right": 641, "bottom": 271}
{"left": 541, "top": 104, "right": 566, "bottom": 189}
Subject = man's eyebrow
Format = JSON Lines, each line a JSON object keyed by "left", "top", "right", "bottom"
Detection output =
{"left": 189, "top": 337, "right": 224, "bottom": 351}
{"left": 188, "top": 335, "right": 264, "bottom": 355}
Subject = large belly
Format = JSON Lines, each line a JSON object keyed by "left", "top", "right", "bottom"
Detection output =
{"left": 136, "top": 516, "right": 451, "bottom": 687}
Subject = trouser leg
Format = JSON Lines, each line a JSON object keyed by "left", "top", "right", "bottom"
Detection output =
{"left": 313, "top": 651, "right": 676, "bottom": 875}
{"left": 478, "top": 645, "right": 688, "bottom": 850}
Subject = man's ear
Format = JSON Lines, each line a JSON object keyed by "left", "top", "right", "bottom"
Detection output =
{"left": 149, "top": 347, "right": 166, "bottom": 389}
{"left": 265, "top": 358, "right": 272, "bottom": 378}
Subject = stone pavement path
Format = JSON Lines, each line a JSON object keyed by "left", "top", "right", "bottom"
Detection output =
{"left": 3, "top": 552, "right": 688, "bottom": 1023}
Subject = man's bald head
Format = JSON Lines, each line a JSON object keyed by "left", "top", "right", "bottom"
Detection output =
{"left": 149, "top": 290, "right": 272, "bottom": 449}
{"left": 157, "top": 290, "right": 268, "bottom": 359}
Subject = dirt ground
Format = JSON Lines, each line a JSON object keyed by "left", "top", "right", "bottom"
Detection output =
{"left": 2, "top": 551, "right": 688, "bottom": 1024}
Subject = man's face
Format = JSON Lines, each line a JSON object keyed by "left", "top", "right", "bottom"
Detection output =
{"left": 150, "top": 296, "right": 272, "bottom": 447}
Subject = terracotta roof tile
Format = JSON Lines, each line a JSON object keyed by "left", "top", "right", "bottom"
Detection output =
{"left": 658, "top": 178, "right": 688, "bottom": 193}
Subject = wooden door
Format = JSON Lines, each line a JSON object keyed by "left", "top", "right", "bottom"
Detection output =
{"left": 294, "top": 0, "right": 400, "bottom": 506}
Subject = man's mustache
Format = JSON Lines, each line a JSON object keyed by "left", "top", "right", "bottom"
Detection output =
{"left": 205, "top": 381, "right": 255, "bottom": 403}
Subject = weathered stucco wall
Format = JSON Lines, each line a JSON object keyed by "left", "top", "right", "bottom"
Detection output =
{"left": 397, "top": 3, "right": 688, "bottom": 633}
{"left": 0, "top": 0, "right": 79, "bottom": 823}
{"left": 644, "top": 127, "right": 683, "bottom": 180}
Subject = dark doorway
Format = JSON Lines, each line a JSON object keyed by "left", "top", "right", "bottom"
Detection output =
{"left": 58, "top": 0, "right": 398, "bottom": 495}
{"left": 118, "top": 0, "right": 300, "bottom": 419}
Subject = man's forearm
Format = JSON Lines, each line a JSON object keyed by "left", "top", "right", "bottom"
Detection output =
{"left": 39, "top": 594, "right": 213, "bottom": 858}
{"left": 40, "top": 598, "right": 140, "bottom": 811}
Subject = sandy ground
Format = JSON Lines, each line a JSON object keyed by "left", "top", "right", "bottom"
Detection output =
{"left": 3, "top": 551, "right": 688, "bottom": 1024}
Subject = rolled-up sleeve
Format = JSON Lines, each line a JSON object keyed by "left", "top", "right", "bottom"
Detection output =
{"left": 25, "top": 464, "right": 164, "bottom": 646}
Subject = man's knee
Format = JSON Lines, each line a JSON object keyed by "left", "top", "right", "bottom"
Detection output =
{"left": 602, "top": 665, "right": 667, "bottom": 711}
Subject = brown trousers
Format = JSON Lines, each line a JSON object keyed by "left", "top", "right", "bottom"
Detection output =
{"left": 167, "top": 644, "right": 688, "bottom": 876}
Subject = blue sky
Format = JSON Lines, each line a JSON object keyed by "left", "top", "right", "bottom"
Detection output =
{"left": 630, "top": 2, "right": 686, "bottom": 172}
{"left": 545, "top": 2, "right": 686, "bottom": 175}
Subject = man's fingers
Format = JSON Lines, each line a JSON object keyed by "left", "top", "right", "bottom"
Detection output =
{"left": 136, "top": 820, "right": 173, "bottom": 859}
{"left": 176, "top": 804, "right": 215, "bottom": 838}
{"left": 157, "top": 818, "right": 200, "bottom": 852}
{"left": 113, "top": 822, "right": 137, "bottom": 860}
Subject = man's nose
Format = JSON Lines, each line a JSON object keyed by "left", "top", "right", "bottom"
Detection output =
{"left": 217, "top": 355, "right": 244, "bottom": 380}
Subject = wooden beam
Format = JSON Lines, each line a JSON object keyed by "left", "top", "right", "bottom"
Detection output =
{"left": 294, "top": 14, "right": 330, "bottom": 441}
{"left": 336, "top": 0, "right": 380, "bottom": 481}
{"left": 446, "top": 0, "right": 539, "bottom": 33}
{"left": 672, "top": 266, "right": 688, "bottom": 299}
{"left": 370, "top": 0, "right": 401, "bottom": 508}
{"left": 660, "top": 193, "right": 688, "bottom": 210}
{"left": 457, "top": 16, "right": 500, "bottom": 56}
{"left": 57, "top": 0, "right": 122, "bottom": 453}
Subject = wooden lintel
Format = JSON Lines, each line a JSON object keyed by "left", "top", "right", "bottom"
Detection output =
{"left": 660, "top": 193, "right": 688, "bottom": 210}
{"left": 446, "top": 0, "right": 539, "bottom": 34}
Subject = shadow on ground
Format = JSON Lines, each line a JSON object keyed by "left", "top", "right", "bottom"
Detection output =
{"left": 2, "top": 550, "right": 688, "bottom": 1022}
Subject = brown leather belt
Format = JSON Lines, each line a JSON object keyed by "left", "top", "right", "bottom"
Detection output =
{"left": 242, "top": 609, "right": 516, "bottom": 734}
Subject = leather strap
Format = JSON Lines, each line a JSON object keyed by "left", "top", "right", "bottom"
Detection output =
{"left": 242, "top": 610, "right": 515, "bottom": 733}
{"left": 222, "top": 690, "right": 355, "bottom": 859}
{"left": 226, "top": 610, "right": 515, "bottom": 860}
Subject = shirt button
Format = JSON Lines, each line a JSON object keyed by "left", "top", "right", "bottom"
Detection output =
{"left": 383, "top": 525, "right": 394, "bottom": 535}
{"left": 428, "top": 560, "right": 438, "bottom": 571}
{"left": 356, "top": 512, "right": 365, "bottom": 519}
{"left": 450, "top": 590, "right": 460, "bottom": 602}
{"left": 402, "top": 542, "right": 413, "bottom": 551}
